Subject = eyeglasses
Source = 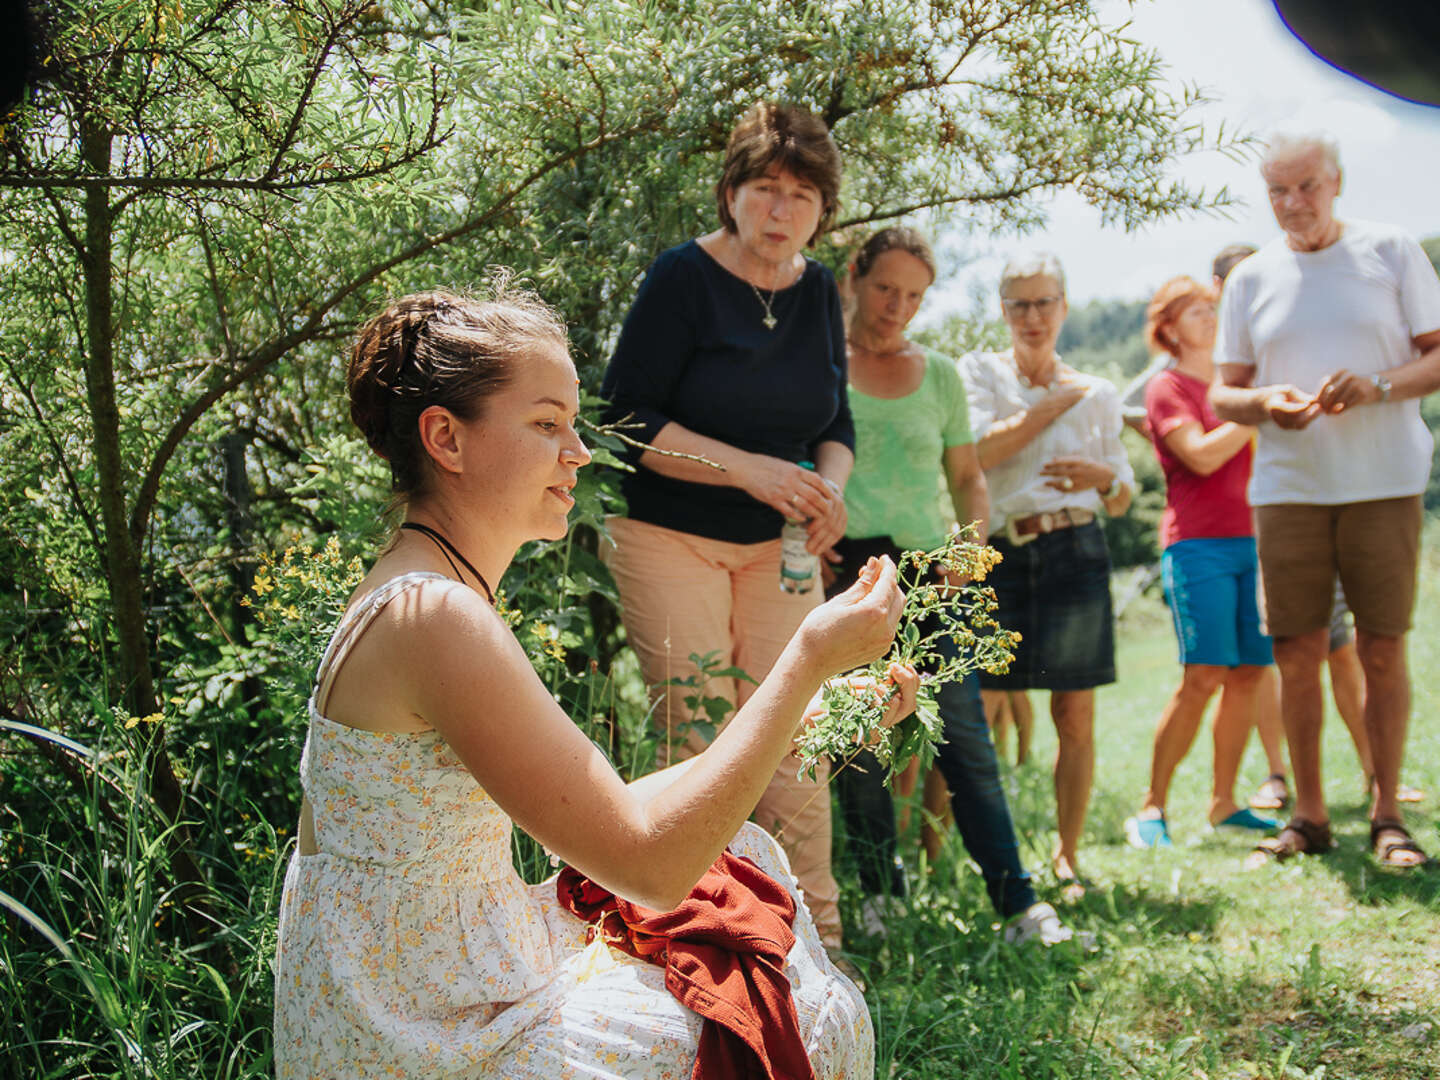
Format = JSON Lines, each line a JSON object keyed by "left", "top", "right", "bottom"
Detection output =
{"left": 1001, "top": 296, "right": 1063, "bottom": 317}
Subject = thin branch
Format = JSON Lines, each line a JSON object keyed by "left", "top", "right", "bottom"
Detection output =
{"left": 127, "top": 103, "right": 680, "bottom": 545}
{"left": 39, "top": 186, "right": 87, "bottom": 259}
{"left": 173, "top": 562, "right": 235, "bottom": 647}
{"left": 262, "top": 8, "right": 350, "bottom": 181}
{"left": 0, "top": 137, "right": 451, "bottom": 191}
{"left": 833, "top": 176, "right": 1084, "bottom": 230}
{"left": 579, "top": 415, "right": 725, "bottom": 470}
{"left": 193, "top": 203, "right": 236, "bottom": 363}
{"left": 0, "top": 353, "right": 103, "bottom": 552}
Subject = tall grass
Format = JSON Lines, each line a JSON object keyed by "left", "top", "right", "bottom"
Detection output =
{"left": 0, "top": 712, "right": 284, "bottom": 1080}
{"left": 4, "top": 541, "right": 1438, "bottom": 1078}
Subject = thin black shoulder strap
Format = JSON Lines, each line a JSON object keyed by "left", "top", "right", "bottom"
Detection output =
{"left": 399, "top": 522, "right": 495, "bottom": 604}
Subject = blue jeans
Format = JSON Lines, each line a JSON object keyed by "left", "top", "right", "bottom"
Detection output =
{"left": 835, "top": 656, "right": 1038, "bottom": 919}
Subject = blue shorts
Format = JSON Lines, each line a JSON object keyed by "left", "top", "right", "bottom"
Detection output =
{"left": 1162, "top": 537, "right": 1273, "bottom": 667}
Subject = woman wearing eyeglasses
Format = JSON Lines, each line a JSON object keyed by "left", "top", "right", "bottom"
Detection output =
{"left": 959, "top": 252, "right": 1133, "bottom": 899}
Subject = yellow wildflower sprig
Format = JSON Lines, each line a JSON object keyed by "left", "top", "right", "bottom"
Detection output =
{"left": 243, "top": 535, "right": 367, "bottom": 676}
{"left": 794, "top": 525, "right": 1020, "bottom": 781}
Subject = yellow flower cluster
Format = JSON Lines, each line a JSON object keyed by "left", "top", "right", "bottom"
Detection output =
{"left": 493, "top": 592, "right": 524, "bottom": 629}
{"left": 941, "top": 538, "right": 1004, "bottom": 583}
{"left": 528, "top": 621, "right": 567, "bottom": 662}
{"left": 243, "top": 536, "right": 366, "bottom": 625}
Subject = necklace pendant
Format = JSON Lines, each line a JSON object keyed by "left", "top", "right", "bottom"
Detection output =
{"left": 762, "top": 313, "right": 777, "bottom": 330}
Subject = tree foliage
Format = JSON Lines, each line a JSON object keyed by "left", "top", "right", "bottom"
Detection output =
{"left": 1, "top": 0, "right": 1246, "bottom": 1070}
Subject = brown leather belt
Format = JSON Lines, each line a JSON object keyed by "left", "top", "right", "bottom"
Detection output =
{"left": 998, "top": 507, "right": 1095, "bottom": 545}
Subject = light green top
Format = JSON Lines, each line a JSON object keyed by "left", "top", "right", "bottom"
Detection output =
{"left": 844, "top": 348, "right": 973, "bottom": 551}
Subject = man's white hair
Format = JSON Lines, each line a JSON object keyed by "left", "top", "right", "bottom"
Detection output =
{"left": 999, "top": 251, "right": 1067, "bottom": 299}
{"left": 1261, "top": 132, "right": 1342, "bottom": 178}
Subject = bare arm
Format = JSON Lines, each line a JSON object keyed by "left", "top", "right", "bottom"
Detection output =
{"left": 975, "top": 382, "right": 1086, "bottom": 470}
{"left": 642, "top": 421, "right": 838, "bottom": 524}
{"left": 943, "top": 442, "right": 990, "bottom": 539}
{"left": 1315, "top": 328, "right": 1440, "bottom": 413}
{"left": 1101, "top": 479, "right": 1132, "bottom": 517}
{"left": 1211, "top": 363, "right": 1320, "bottom": 429}
{"left": 1160, "top": 418, "right": 1256, "bottom": 477}
{"left": 403, "top": 562, "right": 904, "bottom": 911}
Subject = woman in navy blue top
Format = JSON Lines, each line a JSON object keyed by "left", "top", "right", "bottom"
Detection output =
{"left": 601, "top": 102, "right": 855, "bottom": 953}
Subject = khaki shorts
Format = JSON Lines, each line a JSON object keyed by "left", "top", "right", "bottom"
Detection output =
{"left": 1254, "top": 496, "right": 1421, "bottom": 640}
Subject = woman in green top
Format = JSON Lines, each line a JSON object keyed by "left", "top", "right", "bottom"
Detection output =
{"left": 827, "top": 228, "right": 1068, "bottom": 945}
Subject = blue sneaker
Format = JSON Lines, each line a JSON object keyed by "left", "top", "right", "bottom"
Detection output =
{"left": 1213, "top": 808, "right": 1278, "bottom": 832}
{"left": 1125, "top": 814, "right": 1172, "bottom": 849}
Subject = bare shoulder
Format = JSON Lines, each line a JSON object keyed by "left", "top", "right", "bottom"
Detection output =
{"left": 322, "top": 572, "right": 528, "bottom": 734}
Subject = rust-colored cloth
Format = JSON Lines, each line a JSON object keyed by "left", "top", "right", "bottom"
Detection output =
{"left": 556, "top": 851, "right": 816, "bottom": 1080}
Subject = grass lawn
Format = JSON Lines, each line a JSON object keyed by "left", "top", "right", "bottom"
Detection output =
{"left": 841, "top": 544, "right": 1440, "bottom": 1079}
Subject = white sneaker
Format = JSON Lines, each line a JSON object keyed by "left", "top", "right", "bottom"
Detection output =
{"left": 1003, "top": 901, "right": 1074, "bottom": 947}
{"left": 858, "top": 894, "right": 904, "bottom": 939}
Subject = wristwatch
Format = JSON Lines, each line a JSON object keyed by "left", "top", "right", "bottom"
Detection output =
{"left": 1102, "top": 475, "right": 1122, "bottom": 498}
{"left": 1370, "top": 373, "right": 1392, "bottom": 402}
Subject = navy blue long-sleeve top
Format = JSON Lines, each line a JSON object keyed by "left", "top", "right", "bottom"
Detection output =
{"left": 601, "top": 240, "right": 854, "bottom": 544}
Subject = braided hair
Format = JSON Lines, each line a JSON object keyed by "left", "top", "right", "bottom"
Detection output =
{"left": 346, "top": 284, "right": 568, "bottom": 497}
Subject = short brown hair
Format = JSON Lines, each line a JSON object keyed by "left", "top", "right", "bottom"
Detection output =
{"left": 347, "top": 285, "right": 568, "bottom": 497}
{"left": 715, "top": 102, "right": 842, "bottom": 246}
{"left": 1211, "top": 243, "right": 1256, "bottom": 285}
{"left": 1144, "top": 276, "right": 1217, "bottom": 359}
{"left": 853, "top": 226, "right": 937, "bottom": 283}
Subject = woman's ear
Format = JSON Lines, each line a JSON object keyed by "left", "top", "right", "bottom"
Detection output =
{"left": 416, "top": 405, "right": 464, "bottom": 477}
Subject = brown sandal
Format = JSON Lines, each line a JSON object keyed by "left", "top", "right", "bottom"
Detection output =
{"left": 1371, "top": 819, "right": 1429, "bottom": 869}
{"left": 1246, "top": 817, "right": 1333, "bottom": 868}
{"left": 1249, "top": 773, "right": 1290, "bottom": 812}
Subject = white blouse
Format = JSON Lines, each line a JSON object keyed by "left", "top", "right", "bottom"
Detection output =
{"left": 958, "top": 351, "right": 1133, "bottom": 537}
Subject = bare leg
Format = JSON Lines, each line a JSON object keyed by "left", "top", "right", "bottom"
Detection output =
{"left": 920, "top": 766, "right": 951, "bottom": 864}
{"left": 983, "top": 690, "right": 1012, "bottom": 764}
{"left": 1248, "top": 666, "right": 1290, "bottom": 810}
{"left": 1254, "top": 666, "right": 1289, "bottom": 776}
{"left": 1051, "top": 689, "right": 1095, "bottom": 885}
{"left": 1272, "top": 628, "right": 1331, "bottom": 827}
{"left": 1355, "top": 632, "right": 1413, "bottom": 831}
{"left": 1327, "top": 640, "right": 1373, "bottom": 776}
{"left": 1140, "top": 664, "right": 1225, "bottom": 816}
{"left": 1210, "top": 665, "right": 1265, "bottom": 822}
{"left": 1010, "top": 690, "right": 1035, "bottom": 766}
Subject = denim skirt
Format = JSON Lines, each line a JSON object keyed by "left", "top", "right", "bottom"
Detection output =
{"left": 979, "top": 520, "right": 1115, "bottom": 691}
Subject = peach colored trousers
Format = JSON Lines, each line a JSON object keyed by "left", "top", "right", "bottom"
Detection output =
{"left": 602, "top": 517, "right": 841, "bottom": 948}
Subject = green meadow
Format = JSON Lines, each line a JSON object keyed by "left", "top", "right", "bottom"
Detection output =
{"left": 841, "top": 541, "right": 1440, "bottom": 1079}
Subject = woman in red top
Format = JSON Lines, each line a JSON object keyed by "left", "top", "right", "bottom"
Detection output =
{"left": 1124, "top": 277, "right": 1277, "bottom": 848}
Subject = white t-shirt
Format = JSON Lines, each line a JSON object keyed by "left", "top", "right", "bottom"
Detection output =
{"left": 959, "top": 351, "right": 1134, "bottom": 535}
{"left": 1217, "top": 220, "right": 1440, "bottom": 506}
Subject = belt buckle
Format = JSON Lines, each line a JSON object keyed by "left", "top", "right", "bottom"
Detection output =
{"left": 1004, "top": 515, "right": 1037, "bottom": 546}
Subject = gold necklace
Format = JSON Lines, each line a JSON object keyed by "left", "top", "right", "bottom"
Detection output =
{"left": 749, "top": 283, "right": 779, "bottom": 330}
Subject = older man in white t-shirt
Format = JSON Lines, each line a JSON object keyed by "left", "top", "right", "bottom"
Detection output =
{"left": 1212, "top": 132, "right": 1440, "bottom": 869}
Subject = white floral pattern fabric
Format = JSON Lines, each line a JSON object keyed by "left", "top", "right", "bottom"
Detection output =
{"left": 273, "top": 572, "right": 873, "bottom": 1079}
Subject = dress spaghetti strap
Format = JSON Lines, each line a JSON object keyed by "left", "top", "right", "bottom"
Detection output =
{"left": 312, "top": 571, "right": 455, "bottom": 717}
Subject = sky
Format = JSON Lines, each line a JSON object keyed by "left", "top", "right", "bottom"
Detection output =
{"left": 924, "top": 0, "right": 1440, "bottom": 318}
